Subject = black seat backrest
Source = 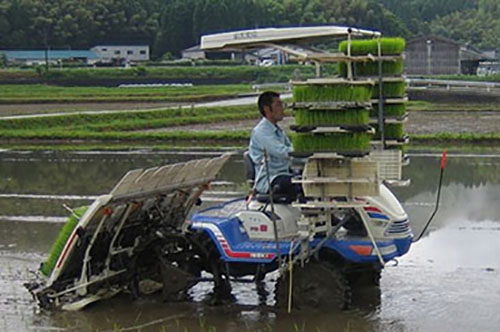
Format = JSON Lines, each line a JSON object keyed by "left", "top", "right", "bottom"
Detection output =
{"left": 243, "top": 151, "right": 255, "bottom": 185}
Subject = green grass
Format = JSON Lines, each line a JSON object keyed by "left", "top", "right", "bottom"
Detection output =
{"left": 41, "top": 206, "right": 88, "bottom": 277}
{"left": 0, "top": 143, "right": 246, "bottom": 151}
{"left": 338, "top": 59, "right": 404, "bottom": 77}
{"left": 293, "top": 84, "right": 373, "bottom": 102}
{"left": 85, "top": 112, "right": 261, "bottom": 132}
{"left": 0, "top": 105, "right": 258, "bottom": 130}
{"left": 412, "top": 132, "right": 500, "bottom": 143}
{"left": 372, "top": 81, "right": 406, "bottom": 98}
{"left": 0, "top": 65, "right": 337, "bottom": 85}
{"left": 0, "top": 128, "right": 250, "bottom": 141}
{"left": 0, "top": 104, "right": 260, "bottom": 144}
{"left": 292, "top": 132, "right": 372, "bottom": 153}
{"left": 339, "top": 38, "right": 406, "bottom": 55}
{"left": 0, "top": 84, "right": 257, "bottom": 103}
{"left": 407, "top": 100, "right": 500, "bottom": 112}
{"left": 429, "top": 74, "right": 500, "bottom": 83}
{"left": 294, "top": 108, "right": 370, "bottom": 126}
{"left": 370, "top": 103, "right": 406, "bottom": 117}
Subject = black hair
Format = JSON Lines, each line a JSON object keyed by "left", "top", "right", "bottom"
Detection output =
{"left": 257, "top": 91, "right": 280, "bottom": 117}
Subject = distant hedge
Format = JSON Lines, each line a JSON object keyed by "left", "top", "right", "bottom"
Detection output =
{"left": 0, "top": 64, "right": 337, "bottom": 86}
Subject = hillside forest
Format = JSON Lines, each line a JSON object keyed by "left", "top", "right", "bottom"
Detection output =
{"left": 0, "top": 0, "right": 499, "bottom": 58}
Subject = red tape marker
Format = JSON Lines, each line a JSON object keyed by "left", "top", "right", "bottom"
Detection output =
{"left": 441, "top": 150, "right": 447, "bottom": 170}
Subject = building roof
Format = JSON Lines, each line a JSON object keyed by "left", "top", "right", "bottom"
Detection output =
{"left": 0, "top": 50, "right": 98, "bottom": 60}
{"left": 92, "top": 45, "right": 149, "bottom": 48}
{"left": 182, "top": 45, "right": 203, "bottom": 53}
{"left": 407, "top": 35, "right": 485, "bottom": 60}
{"left": 407, "top": 35, "right": 461, "bottom": 46}
{"left": 201, "top": 26, "right": 380, "bottom": 51}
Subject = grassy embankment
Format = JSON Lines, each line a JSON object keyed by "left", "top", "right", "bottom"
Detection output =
{"left": 0, "top": 84, "right": 258, "bottom": 104}
{"left": 429, "top": 74, "right": 500, "bottom": 82}
{"left": 0, "top": 100, "right": 499, "bottom": 150}
{"left": 407, "top": 100, "right": 500, "bottom": 112}
{"left": 0, "top": 64, "right": 334, "bottom": 85}
{"left": 1, "top": 67, "right": 500, "bottom": 149}
{"left": 0, "top": 104, "right": 259, "bottom": 150}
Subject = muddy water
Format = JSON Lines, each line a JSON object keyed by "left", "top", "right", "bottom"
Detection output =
{"left": 1, "top": 149, "right": 500, "bottom": 331}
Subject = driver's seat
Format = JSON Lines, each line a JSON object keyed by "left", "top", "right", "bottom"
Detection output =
{"left": 243, "top": 151, "right": 294, "bottom": 204}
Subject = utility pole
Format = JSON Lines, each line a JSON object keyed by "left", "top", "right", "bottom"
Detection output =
{"left": 426, "top": 39, "right": 432, "bottom": 75}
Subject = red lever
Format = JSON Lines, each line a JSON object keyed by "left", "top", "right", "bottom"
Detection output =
{"left": 440, "top": 150, "right": 447, "bottom": 169}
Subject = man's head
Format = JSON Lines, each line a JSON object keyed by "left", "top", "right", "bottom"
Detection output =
{"left": 258, "top": 91, "right": 284, "bottom": 124}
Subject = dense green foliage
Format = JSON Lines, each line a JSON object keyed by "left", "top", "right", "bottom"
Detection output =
{"left": 1, "top": 0, "right": 498, "bottom": 57}
{"left": 0, "top": 0, "right": 408, "bottom": 57}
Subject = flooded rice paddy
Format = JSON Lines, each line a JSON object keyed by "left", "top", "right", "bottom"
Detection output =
{"left": 1, "top": 149, "right": 500, "bottom": 331}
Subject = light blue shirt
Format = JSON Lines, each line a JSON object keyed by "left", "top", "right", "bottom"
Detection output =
{"left": 249, "top": 117, "right": 293, "bottom": 193}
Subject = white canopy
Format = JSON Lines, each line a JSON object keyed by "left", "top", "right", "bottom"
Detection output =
{"left": 200, "top": 26, "right": 381, "bottom": 51}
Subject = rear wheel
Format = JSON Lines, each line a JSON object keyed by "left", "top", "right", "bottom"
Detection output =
{"left": 275, "top": 258, "right": 351, "bottom": 310}
{"left": 345, "top": 266, "right": 382, "bottom": 287}
{"left": 195, "top": 233, "right": 233, "bottom": 304}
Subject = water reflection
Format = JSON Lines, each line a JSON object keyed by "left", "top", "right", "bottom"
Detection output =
{"left": 1, "top": 149, "right": 500, "bottom": 331}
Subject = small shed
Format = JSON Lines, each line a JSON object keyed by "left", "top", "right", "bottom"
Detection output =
{"left": 405, "top": 36, "right": 485, "bottom": 75}
{"left": 90, "top": 45, "right": 150, "bottom": 63}
{"left": 181, "top": 45, "right": 206, "bottom": 60}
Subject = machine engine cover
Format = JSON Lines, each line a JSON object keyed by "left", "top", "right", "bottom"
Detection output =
{"left": 236, "top": 204, "right": 300, "bottom": 240}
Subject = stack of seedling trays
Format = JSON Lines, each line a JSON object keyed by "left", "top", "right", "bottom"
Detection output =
{"left": 338, "top": 38, "right": 409, "bottom": 184}
{"left": 291, "top": 78, "right": 375, "bottom": 156}
{"left": 290, "top": 78, "right": 381, "bottom": 204}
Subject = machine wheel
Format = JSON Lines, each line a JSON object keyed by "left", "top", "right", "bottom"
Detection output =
{"left": 195, "top": 232, "right": 233, "bottom": 304}
{"left": 345, "top": 266, "right": 382, "bottom": 287}
{"left": 275, "top": 259, "right": 351, "bottom": 310}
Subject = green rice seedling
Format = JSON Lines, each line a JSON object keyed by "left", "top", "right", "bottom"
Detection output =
{"left": 40, "top": 206, "right": 88, "bottom": 276}
{"left": 370, "top": 103, "right": 406, "bottom": 117}
{"left": 293, "top": 84, "right": 373, "bottom": 102}
{"left": 372, "top": 81, "right": 406, "bottom": 98}
{"left": 294, "top": 108, "right": 370, "bottom": 126}
{"left": 338, "top": 59, "right": 404, "bottom": 77}
{"left": 339, "top": 38, "right": 406, "bottom": 55}
{"left": 0, "top": 104, "right": 258, "bottom": 131}
{"left": 292, "top": 132, "right": 372, "bottom": 153}
{"left": 374, "top": 123, "right": 406, "bottom": 139}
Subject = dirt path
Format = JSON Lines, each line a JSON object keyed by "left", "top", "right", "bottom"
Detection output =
{"left": 0, "top": 102, "right": 182, "bottom": 116}
{"left": 406, "top": 111, "right": 500, "bottom": 134}
{"left": 2, "top": 98, "right": 499, "bottom": 134}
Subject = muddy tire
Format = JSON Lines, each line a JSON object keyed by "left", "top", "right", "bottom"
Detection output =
{"left": 345, "top": 267, "right": 381, "bottom": 287}
{"left": 275, "top": 259, "right": 351, "bottom": 310}
{"left": 197, "top": 233, "right": 233, "bottom": 304}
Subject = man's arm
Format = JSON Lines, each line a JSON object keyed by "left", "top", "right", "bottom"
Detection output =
{"left": 251, "top": 129, "right": 292, "bottom": 161}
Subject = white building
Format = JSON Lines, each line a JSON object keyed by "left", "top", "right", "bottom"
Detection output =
{"left": 0, "top": 50, "right": 99, "bottom": 65}
{"left": 90, "top": 45, "right": 150, "bottom": 63}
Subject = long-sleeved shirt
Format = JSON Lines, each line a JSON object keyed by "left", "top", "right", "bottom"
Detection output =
{"left": 249, "top": 117, "right": 293, "bottom": 193}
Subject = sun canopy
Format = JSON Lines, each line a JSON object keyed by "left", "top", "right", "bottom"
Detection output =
{"left": 200, "top": 26, "right": 381, "bottom": 51}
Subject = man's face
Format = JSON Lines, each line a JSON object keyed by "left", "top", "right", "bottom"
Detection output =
{"left": 267, "top": 96, "right": 284, "bottom": 123}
